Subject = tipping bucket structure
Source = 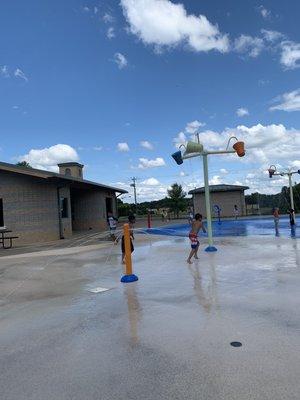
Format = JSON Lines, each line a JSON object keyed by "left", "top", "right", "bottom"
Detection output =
{"left": 233, "top": 141, "right": 245, "bottom": 157}
{"left": 184, "top": 141, "right": 204, "bottom": 155}
{"left": 171, "top": 151, "right": 183, "bottom": 165}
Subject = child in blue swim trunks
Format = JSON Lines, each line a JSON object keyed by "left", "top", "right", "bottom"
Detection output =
{"left": 187, "top": 213, "right": 206, "bottom": 264}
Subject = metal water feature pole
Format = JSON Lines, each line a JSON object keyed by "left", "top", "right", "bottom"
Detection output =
{"left": 172, "top": 136, "right": 245, "bottom": 252}
{"left": 268, "top": 165, "right": 300, "bottom": 224}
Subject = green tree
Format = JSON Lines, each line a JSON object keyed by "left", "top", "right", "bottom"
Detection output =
{"left": 16, "top": 161, "right": 32, "bottom": 168}
{"left": 167, "top": 183, "right": 186, "bottom": 218}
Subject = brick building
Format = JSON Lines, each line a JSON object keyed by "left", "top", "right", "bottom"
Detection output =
{"left": 0, "top": 161, "right": 126, "bottom": 244}
{"left": 189, "top": 184, "right": 249, "bottom": 218}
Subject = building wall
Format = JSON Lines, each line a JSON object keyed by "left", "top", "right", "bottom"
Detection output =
{"left": 193, "top": 191, "right": 246, "bottom": 217}
{"left": 0, "top": 171, "right": 61, "bottom": 244}
{"left": 71, "top": 190, "right": 116, "bottom": 231}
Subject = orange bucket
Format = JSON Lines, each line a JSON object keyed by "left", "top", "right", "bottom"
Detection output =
{"left": 233, "top": 141, "right": 245, "bottom": 157}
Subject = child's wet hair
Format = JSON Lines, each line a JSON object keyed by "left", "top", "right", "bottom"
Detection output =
{"left": 195, "top": 213, "right": 202, "bottom": 220}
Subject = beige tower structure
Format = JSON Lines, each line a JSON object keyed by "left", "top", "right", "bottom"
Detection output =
{"left": 58, "top": 162, "right": 84, "bottom": 179}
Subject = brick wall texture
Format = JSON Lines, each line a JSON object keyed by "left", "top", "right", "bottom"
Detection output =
{"left": 0, "top": 170, "right": 117, "bottom": 244}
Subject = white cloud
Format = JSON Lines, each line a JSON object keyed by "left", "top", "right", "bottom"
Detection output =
{"left": 209, "top": 175, "right": 222, "bottom": 185}
{"left": 179, "top": 171, "right": 186, "bottom": 176}
{"left": 107, "top": 27, "right": 115, "bottom": 39}
{"left": 185, "top": 120, "right": 206, "bottom": 134}
{"left": 280, "top": 41, "right": 300, "bottom": 69}
{"left": 141, "top": 177, "right": 160, "bottom": 186}
{"left": 14, "top": 68, "right": 28, "bottom": 82}
{"left": 236, "top": 107, "right": 249, "bottom": 117}
{"left": 261, "top": 29, "right": 284, "bottom": 42}
{"left": 173, "top": 131, "right": 187, "bottom": 148}
{"left": 103, "top": 13, "right": 114, "bottom": 23}
{"left": 120, "top": 0, "right": 229, "bottom": 53}
{"left": 0, "top": 65, "right": 10, "bottom": 78}
{"left": 270, "top": 89, "right": 300, "bottom": 112}
{"left": 257, "top": 5, "right": 271, "bottom": 19}
{"left": 140, "top": 140, "right": 154, "bottom": 150}
{"left": 83, "top": 6, "right": 90, "bottom": 12}
{"left": 234, "top": 35, "right": 264, "bottom": 57}
{"left": 220, "top": 168, "right": 228, "bottom": 174}
{"left": 138, "top": 157, "right": 166, "bottom": 169}
{"left": 117, "top": 142, "right": 130, "bottom": 152}
{"left": 18, "top": 144, "right": 79, "bottom": 172}
{"left": 113, "top": 52, "right": 128, "bottom": 69}
{"left": 93, "top": 146, "right": 103, "bottom": 151}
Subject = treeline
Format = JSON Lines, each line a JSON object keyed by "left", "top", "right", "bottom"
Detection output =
{"left": 118, "top": 183, "right": 192, "bottom": 217}
{"left": 246, "top": 183, "right": 300, "bottom": 213}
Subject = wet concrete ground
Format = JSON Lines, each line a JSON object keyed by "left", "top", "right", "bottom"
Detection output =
{"left": 1, "top": 235, "right": 300, "bottom": 399}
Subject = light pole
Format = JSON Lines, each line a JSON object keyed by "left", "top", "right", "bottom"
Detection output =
{"left": 172, "top": 136, "right": 245, "bottom": 252}
{"left": 268, "top": 165, "right": 300, "bottom": 223}
{"left": 130, "top": 177, "right": 137, "bottom": 212}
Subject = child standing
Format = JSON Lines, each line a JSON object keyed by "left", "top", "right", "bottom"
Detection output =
{"left": 187, "top": 213, "right": 206, "bottom": 264}
{"left": 121, "top": 215, "right": 135, "bottom": 263}
{"left": 107, "top": 212, "right": 118, "bottom": 241}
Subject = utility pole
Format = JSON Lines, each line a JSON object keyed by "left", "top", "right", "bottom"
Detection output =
{"left": 130, "top": 177, "right": 137, "bottom": 212}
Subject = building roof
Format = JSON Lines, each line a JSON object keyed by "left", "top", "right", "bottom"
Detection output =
{"left": 189, "top": 184, "right": 249, "bottom": 194}
{"left": 0, "top": 161, "right": 127, "bottom": 194}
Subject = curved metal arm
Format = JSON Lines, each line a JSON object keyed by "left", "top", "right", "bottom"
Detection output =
{"left": 226, "top": 136, "right": 238, "bottom": 150}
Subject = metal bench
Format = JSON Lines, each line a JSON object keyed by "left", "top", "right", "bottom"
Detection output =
{"left": 1, "top": 236, "right": 19, "bottom": 249}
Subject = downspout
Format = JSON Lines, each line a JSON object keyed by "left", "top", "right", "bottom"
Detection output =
{"left": 57, "top": 187, "right": 64, "bottom": 239}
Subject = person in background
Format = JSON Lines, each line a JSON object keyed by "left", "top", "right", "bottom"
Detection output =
{"left": 121, "top": 214, "right": 135, "bottom": 263}
{"left": 107, "top": 212, "right": 118, "bottom": 241}
{"left": 288, "top": 208, "right": 295, "bottom": 227}
{"left": 233, "top": 204, "right": 239, "bottom": 220}
{"left": 273, "top": 207, "right": 280, "bottom": 236}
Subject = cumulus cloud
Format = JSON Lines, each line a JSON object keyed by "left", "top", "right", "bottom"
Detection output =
{"left": 270, "top": 89, "right": 300, "bottom": 112}
{"left": 173, "top": 131, "right": 187, "bottom": 148}
{"left": 113, "top": 52, "right": 128, "bottom": 69}
{"left": 107, "top": 27, "right": 115, "bottom": 39}
{"left": 197, "top": 123, "right": 300, "bottom": 167}
{"left": 117, "top": 142, "right": 130, "bottom": 152}
{"left": 185, "top": 120, "right": 206, "bottom": 134}
{"left": 138, "top": 157, "right": 166, "bottom": 169}
{"left": 140, "top": 140, "right": 154, "bottom": 150}
{"left": 141, "top": 177, "right": 160, "bottom": 186}
{"left": 257, "top": 5, "right": 271, "bottom": 19}
{"left": 209, "top": 175, "right": 222, "bottom": 185}
{"left": 261, "top": 29, "right": 285, "bottom": 42}
{"left": 234, "top": 35, "right": 265, "bottom": 57}
{"left": 18, "top": 144, "right": 79, "bottom": 172}
{"left": 14, "top": 68, "right": 28, "bottom": 82}
{"left": 103, "top": 13, "right": 114, "bottom": 23}
{"left": 93, "top": 146, "right": 103, "bottom": 151}
{"left": 236, "top": 107, "right": 249, "bottom": 117}
{"left": 120, "top": 0, "right": 229, "bottom": 53}
{"left": 280, "top": 41, "right": 300, "bottom": 69}
{"left": 220, "top": 168, "right": 228, "bottom": 174}
{"left": 0, "top": 65, "right": 9, "bottom": 78}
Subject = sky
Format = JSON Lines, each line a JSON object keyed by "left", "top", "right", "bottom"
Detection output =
{"left": 1, "top": 0, "right": 300, "bottom": 202}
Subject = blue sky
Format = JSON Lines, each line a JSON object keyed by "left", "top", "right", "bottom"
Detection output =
{"left": 1, "top": 0, "right": 300, "bottom": 201}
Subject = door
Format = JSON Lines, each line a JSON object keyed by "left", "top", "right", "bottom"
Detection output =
{"left": 106, "top": 197, "right": 113, "bottom": 217}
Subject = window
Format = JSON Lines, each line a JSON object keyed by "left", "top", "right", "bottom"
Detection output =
{"left": 61, "top": 197, "right": 69, "bottom": 218}
{"left": 65, "top": 168, "right": 71, "bottom": 176}
{"left": 0, "top": 199, "right": 4, "bottom": 227}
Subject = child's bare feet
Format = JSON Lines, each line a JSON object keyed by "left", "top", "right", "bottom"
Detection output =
{"left": 194, "top": 256, "right": 199, "bottom": 259}
{"left": 187, "top": 259, "right": 193, "bottom": 264}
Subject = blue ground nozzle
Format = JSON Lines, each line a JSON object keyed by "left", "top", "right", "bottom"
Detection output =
{"left": 121, "top": 274, "right": 139, "bottom": 283}
{"left": 205, "top": 246, "right": 217, "bottom": 252}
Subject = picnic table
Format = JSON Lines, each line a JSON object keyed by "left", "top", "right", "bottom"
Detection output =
{"left": 0, "top": 227, "right": 19, "bottom": 249}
